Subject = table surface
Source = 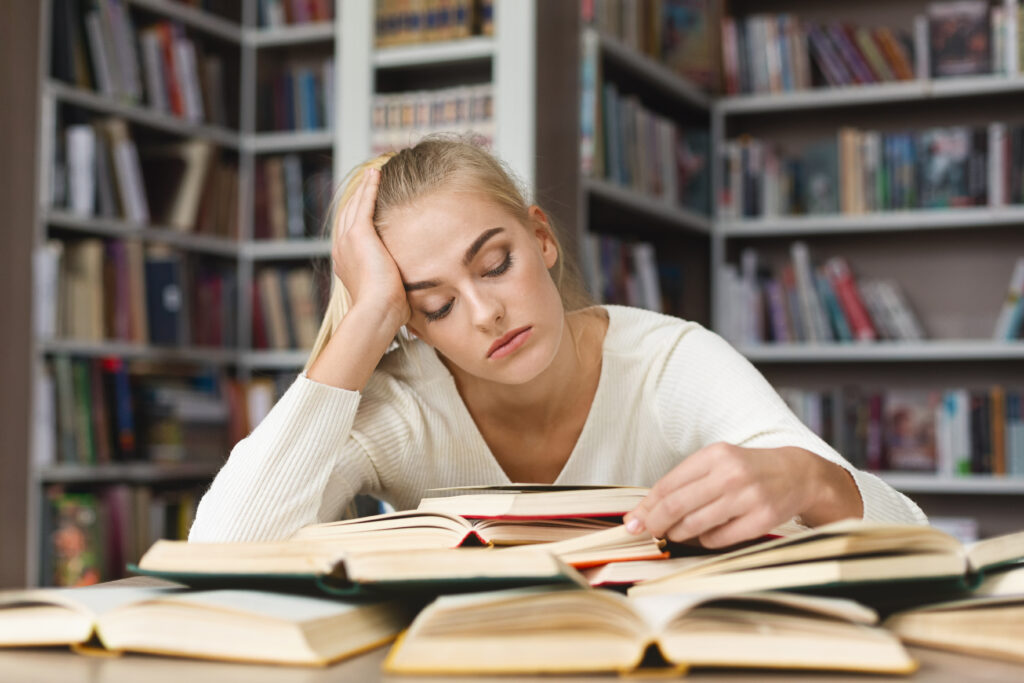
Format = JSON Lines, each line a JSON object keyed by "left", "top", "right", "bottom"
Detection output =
{"left": 4, "top": 578, "right": 1023, "bottom": 682}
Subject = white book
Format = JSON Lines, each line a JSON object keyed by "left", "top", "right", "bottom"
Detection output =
{"left": 140, "top": 30, "right": 168, "bottom": 113}
{"left": 914, "top": 14, "right": 930, "bottom": 80}
{"left": 876, "top": 280, "right": 925, "bottom": 341}
{"left": 953, "top": 389, "right": 972, "bottom": 474}
{"left": 1006, "top": 0, "right": 1020, "bottom": 76}
{"left": 790, "top": 241, "right": 831, "bottom": 342}
{"left": 631, "top": 242, "right": 662, "bottom": 313}
{"left": 993, "top": 257, "right": 1024, "bottom": 339}
{"left": 106, "top": 0, "right": 142, "bottom": 101}
{"left": 65, "top": 125, "right": 96, "bottom": 216}
{"left": 174, "top": 38, "right": 204, "bottom": 123}
{"left": 32, "top": 361, "right": 56, "bottom": 469}
{"left": 114, "top": 139, "right": 149, "bottom": 224}
{"left": 658, "top": 119, "right": 678, "bottom": 205}
{"left": 858, "top": 280, "right": 899, "bottom": 341}
{"left": 935, "top": 391, "right": 955, "bottom": 477}
{"left": 34, "top": 241, "right": 63, "bottom": 340}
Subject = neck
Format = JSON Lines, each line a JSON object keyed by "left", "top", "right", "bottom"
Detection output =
{"left": 446, "top": 310, "right": 602, "bottom": 430}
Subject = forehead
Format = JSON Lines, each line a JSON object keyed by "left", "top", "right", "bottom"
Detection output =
{"left": 380, "top": 189, "right": 523, "bottom": 272}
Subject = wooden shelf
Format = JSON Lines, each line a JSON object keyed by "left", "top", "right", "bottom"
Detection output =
{"left": 36, "top": 461, "right": 223, "bottom": 484}
{"left": 374, "top": 36, "right": 495, "bottom": 68}
{"left": 40, "top": 340, "right": 238, "bottom": 365}
{"left": 584, "top": 177, "right": 712, "bottom": 235}
{"left": 738, "top": 340, "right": 1024, "bottom": 363}
{"left": 249, "top": 22, "right": 335, "bottom": 48}
{"left": 127, "top": 0, "right": 241, "bottom": 43}
{"left": 879, "top": 473, "right": 1024, "bottom": 495}
{"left": 45, "top": 211, "right": 239, "bottom": 256}
{"left": 47, "top": 81, "right": 241, "bottom": 148}
{"left": 590, "top": 28, "right": 711, "bottom": 111}
{"left": 717, "top": 75, "right": 1024, "bottom": 114}
{"left": 718, "top": 206, "right": 1024, "bottom": 237}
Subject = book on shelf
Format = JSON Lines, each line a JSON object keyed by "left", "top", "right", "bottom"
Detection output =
{"left": 992, "top": 257, "right": 1024, "bottom": 340}
{"left": 257, "top": 56, "right": 335, "bottom": 133}
{"left": 884, "top": 561, "right": 1024, "bottom": 664}
{"left": 416, "top": 483, "right": 648, "bottom": 518}
{"left": 138, "top": 140, "right": 215, "bottom": 231}
{"left": 719, "top": 124, "right": 1001, "bottom": 220}
{"left": 259, "top": 0, "right": 335, "bottom": 28}
{"left": 0, "top": 585, "right": 408, "bottom": 667}
{"left": 927, "top": 0, "right": 992, "bottom": 78}
{"left": 578, "top": 234, "right": 668, "bottom": 313}
{"left": 374, "top": 0, "right": 490, "bottom": 47}
{"left": 371, "top": 85, "right": 495, "bottom": 155}
{"left": 253, "top": 266, "right": 326, "bottom": 351}
{"left": 628, "top": 520, "right": 1024, "bottom": 609}
{"left": 383, "top": 584, "right": 916, "bottom": 675}
{"left": 254, "top": 153, "right": 333, "bottom": 239}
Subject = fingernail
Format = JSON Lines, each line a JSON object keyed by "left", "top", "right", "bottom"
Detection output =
{"left": 625, "top": 518, "right": 644, "bottom": 534}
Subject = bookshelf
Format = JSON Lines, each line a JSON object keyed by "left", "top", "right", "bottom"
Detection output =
{"left": 710, "top": 0, "right": 1024, "bottom": 534}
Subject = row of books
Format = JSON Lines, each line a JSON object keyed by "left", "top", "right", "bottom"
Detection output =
{"left": 36, "top": 238, "right": 237, "bottom": 347}
{"left": 374, "top": 0, "right": 493, "bottom": 47}
{"left": 258, "top": 0, "right": 334, "bottom": 28}
{"left": 720, "top": 247, "right": 924, "bottom": 346}
{"left": 781, "top": 385, "right": 1024, "bottom": 477}
{"left": 56, "top": 117, "right": 239, "bottom": 235}
{"left": 370, "top": 84, "right": 494, "bottom": 154}
{"left": 580, "top": 43, "right": 711, "bottom": 214}
{"left": 578, "top": 233, "right": 689, "bottom": 320}
{"left": 40, "top": 357, "right": 232, "bottom": 467}
{"left": 256, "top": 56, "right": 335, "bottom": 132}
{"left": 722, "top": 1, "right": 1023, "bottom": 96}
{"left": 252, "top": 266, "right": 328, "bottom": 351}
{"left": 253, "top": 153, "right": 332, "bottom": 240}
{"left": 52, "top": 0, "right": 232, "bottom": 126}
{"left": 11, "top": 488, "right": 1024, "bottom": 670}
{"left": 581, "top": 0, "right": 717, "bottom": 91}
{"left": 718, "top": 123, "right": 1024, "bottom": 219}
{"left": 42, "top": 484, "right": 200, "bottom": 586}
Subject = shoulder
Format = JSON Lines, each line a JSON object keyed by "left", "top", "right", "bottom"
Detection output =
{"left": 601, "top": 305, "right": 707, "bottom": 358}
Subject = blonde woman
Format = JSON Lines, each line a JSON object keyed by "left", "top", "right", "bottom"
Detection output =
{"left": 189, "top": 137, "right": 925, "bottom": 546}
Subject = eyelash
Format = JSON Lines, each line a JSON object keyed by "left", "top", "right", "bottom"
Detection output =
{"left": 423, "top": 252, "right": 514, "bottom": 322}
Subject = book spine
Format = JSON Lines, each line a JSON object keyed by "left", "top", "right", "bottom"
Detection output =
{"left": 823, "top": 256, "right": 877, "bottom": 341}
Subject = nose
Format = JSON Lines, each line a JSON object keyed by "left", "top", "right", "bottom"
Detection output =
{"left": 464, "top": 284, "right": 504, "bottom": 332}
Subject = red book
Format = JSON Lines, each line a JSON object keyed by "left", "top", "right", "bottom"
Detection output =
{"left": 156, "top": 22, "right": 185, "bottom": 117}
{"left": 823, "top": 256, "right": 877, "bottom": 341}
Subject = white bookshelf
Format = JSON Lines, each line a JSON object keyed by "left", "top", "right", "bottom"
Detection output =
{"left": 127, "top": 0, "right": 242, "bottom": 42}
{"left": 718, "top": 75, "right": 1024, "bottom": 114}
{"left": 373, "top": 35, "right": 496, "bottom": 68}
{"left": 739, "top": 340, "right": 1024, "bottom": 363}
{"left": 879, "top": 474, "right": 1024, "bottom": 495}
{"left": 249, "top": 22, "right": 334, "bottom": 48}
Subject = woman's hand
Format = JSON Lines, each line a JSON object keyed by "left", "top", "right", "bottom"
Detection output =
{"left": 624, "top": 443, "right": 862, "bottom": 548}
{"left": 332, "top": 168, "right": 409, "bottom": 330}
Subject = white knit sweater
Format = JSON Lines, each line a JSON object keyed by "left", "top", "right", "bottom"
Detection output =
{"left": 189, "top": 305, "right": 926, "bottom": 542}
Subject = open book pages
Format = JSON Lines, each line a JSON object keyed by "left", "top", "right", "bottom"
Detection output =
{"left": 628, "top": 520, "right": 1024, "bottom": 597}
{"left": 417, "top": 486, "right": 650, "bottom": 518}
{"left": 973, "top": 562, "right": 1024, "bottom": 597}
{"left": 884, "top": 594, "right": 1024, "bottom": 665}
{"left": 384, "top": 585, "right": 916, "bottom": 675}
{"left": 135, "top": 542, "right": 587, "bottom": 593}
{"left": 0, "top": 586, "right": 409, "bottom": 666}
{"left": 500, "top": 525, "right": 666, "bottom": 568}
{"left": 291, "top": 508, "right": 622, "bottom": 547}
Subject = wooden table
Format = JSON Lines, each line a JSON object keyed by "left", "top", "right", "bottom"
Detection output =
{"left": 2, "top": 644, "right": 1024, "bottom": 683}
{"left": 5, "top": 578, "right": 1022, "bottom": 682}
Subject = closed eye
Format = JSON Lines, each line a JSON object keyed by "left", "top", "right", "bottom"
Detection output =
{"left": 485, "top": 252, "right": 513, "bottom": 277}
{"left": 424, "top": 299, "right": 454, "bottom": 322}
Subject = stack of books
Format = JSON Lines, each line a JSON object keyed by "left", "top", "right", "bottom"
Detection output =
{"left": 3, "top": 485, "right": 1024, "bottom": 672}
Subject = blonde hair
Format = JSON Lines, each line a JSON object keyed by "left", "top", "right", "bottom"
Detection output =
{"left": 305, "top": 135, "right": 590, "bottom": 371}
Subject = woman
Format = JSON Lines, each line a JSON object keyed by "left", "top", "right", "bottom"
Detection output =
{"left": 189, "top": 137, "right": 926, "bottom": 547}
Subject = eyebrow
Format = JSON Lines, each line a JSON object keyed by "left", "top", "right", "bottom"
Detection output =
{"left": 403, "top": 227, "right": 506, "bottom": 292}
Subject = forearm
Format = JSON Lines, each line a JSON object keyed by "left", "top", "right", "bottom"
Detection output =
{"left": 307, "top": 304, "right": 405, "bottom": 391}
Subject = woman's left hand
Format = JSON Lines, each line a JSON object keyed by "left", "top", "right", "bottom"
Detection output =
{"left": 623, "top": 442, "right": 862, "bottom": 548}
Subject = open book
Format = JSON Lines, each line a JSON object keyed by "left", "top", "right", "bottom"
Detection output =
{"left": 293, "top": 508, "right": 625, "bottom": 547}
{"left": 417, "top": 484, "right": 650, "bottom": 518}
{"left": 883, "top": 561, "right": 1024, "bottom": 664}
{"left": 383, "top": 585, "right": 916, "bottom": 675}
{"left": 627, "top": 520, "right": 1024, "bottom": 607}
{"left": 132, "top": 544, "right": 588, "bottom": 596}
{"left": 0, "top": 585, "right": 409, "bottom": 666}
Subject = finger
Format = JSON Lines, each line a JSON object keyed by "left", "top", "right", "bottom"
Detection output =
{"left": 624, "top": 449, "right": 718, "bottom": 533}
{"left": 639, "top": 474, "right": 723, "bottom": 539}
{"left": 661, "top": 487, "right": 754, "bottom": 543}
{"left": 698, "top": 507, "right": 776, "bottom": 549}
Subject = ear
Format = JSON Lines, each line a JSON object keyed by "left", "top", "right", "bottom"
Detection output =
{"left": 527, "top": 205, "right": 559, "bottom": 269}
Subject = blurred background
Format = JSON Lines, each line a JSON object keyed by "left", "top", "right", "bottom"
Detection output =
{"left": 0, "top": 0, "right": 1022, "bottom": 589}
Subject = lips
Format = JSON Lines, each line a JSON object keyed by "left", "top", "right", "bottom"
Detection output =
{"left": 487, "top": 326, "right": 532, "bottom": 359}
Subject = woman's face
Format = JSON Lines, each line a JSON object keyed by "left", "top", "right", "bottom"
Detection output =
{"left": 379, "top": 187, "right": 565, "bottom": 385}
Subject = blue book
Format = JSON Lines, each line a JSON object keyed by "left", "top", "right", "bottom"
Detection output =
{"left": 144, "top": 255, "right": 183, "bottom": 346}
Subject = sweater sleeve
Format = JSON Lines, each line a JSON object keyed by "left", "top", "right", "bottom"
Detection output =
{"left": 188, "top": 371, "right": 411, "bottom": 543}
{"left": 653, "top": 325, "right": 927, "bottom": 525}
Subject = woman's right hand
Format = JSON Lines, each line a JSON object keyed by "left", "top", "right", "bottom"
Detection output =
{"left": 332, "top": 168, "right": 410, "bottom": 331}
